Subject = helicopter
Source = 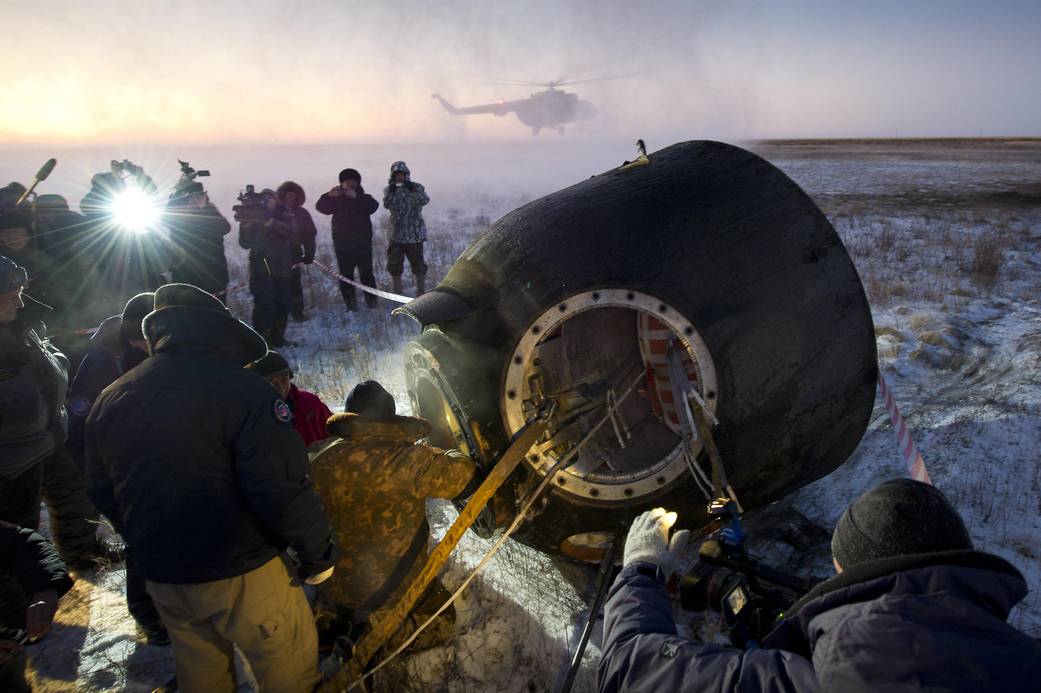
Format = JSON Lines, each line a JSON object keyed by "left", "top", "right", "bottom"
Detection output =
{"left": 432, "top": 72, "right": 643, "bottom": 135}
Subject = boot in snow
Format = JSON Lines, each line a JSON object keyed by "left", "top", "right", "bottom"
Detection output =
{"left": 415, "top": 273, "right": 427, "bottom": 296}
{"left": 273, "top": 318, "right": 294, "bottom": 346}
{"left": 391, "top": 275, "right": 404, "bottom": 295}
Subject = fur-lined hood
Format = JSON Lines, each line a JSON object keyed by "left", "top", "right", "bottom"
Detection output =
{"left": 277, "top": 181, "right": 306, "bottom": 206}
{"left": 325, "top": 411, "right": 430, "bottom": 443}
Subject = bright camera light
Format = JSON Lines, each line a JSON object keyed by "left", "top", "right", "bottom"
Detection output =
{"left": 110, "top": 186, "right": 161, "bottom": 233}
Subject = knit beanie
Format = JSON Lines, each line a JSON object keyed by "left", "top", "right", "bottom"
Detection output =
{"left": 831, "top": 479, "right": 973, "bottom": 569}
{"left": 339, "top": 168, "right": 361, "bottom": 184}
{"left": 344, "top": 380, "right": 395, "bottom": 417}
{"left": 119, "top": 292, "right": 155, "bottom": 342}
{"left": 247, "top": 350, "right": 293, "bottom": 378}
{"left": 0, "top": 254, "right": 27, "bottom": 294}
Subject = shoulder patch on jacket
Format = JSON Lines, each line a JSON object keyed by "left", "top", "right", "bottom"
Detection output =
{"left": 69, "top": 397, "right": 92, "bottom": 417}
{"left": 273, "top": 399, "right": 292, "bottom": 424}
{"left": 660, "top": 640, "right": 680, "bottom": 659}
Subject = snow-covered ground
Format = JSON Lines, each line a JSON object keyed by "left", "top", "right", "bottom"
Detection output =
{"left": 16, "top": 139, "right": 1041, "bottom": 691}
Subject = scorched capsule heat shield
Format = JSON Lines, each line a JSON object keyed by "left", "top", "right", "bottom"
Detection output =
{"left": 395, "top": 140, "right": 877, "bottom": 561}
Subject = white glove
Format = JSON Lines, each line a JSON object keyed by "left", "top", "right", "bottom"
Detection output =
{"left": 304, "top": 566, "right": 335, "bottom": 585}
{"left": 623, "top": 507, "right": 691, "bottom": 577}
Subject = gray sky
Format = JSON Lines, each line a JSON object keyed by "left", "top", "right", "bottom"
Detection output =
{"left": 1, "top": 0, "right": 1038, "bottom": 143}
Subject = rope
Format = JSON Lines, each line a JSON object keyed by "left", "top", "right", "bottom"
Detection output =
{"left": 877, "top": 373, "right": 932, "bottom": 484}
{"left": 341, "top": 370, "right": 647, "bottom": 691}
{"left": 310, "top": 260, "right": 414, "bottom": 304}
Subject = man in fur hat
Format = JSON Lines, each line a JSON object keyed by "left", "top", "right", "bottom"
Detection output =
{"left": 315, "top": 168, "right": 380, "bottom": 311}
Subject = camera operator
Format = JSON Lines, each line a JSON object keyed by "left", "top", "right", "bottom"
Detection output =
{"left": 166, "top": 180, "right": 231, "bottom": 299}
{"left": 78, "top": 160, "right": 172, "bottom": 321}
{"left": 599, "top": 480, "right": 1041, "bottom": 693}
{"left": 237, "top": 188, "right": 298, "bottom": 346}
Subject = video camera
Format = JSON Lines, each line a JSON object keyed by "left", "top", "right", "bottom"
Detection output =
{"left": 111, "top": 159, "right": 145, "bottom": 178}
{"left": 679, "top": 499, "right": 820, "bottom": 648}
{"left": 178, "top": 159, "right": 210, "bottom": 183}
{"left": 232, "top": 184, "right": 268, "bottom": 223}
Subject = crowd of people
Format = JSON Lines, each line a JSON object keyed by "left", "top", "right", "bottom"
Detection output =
{"left": 0, "top": 156, "right": 451, "bottom": 691}
{"left": 0, "top": 157, "right": 431, "bottom": 351}
{"left": 2, "top": 157, "right": 1040, "bottom": 693}
{"left": 0, "top": 264, "right": 475, "bottom": 691}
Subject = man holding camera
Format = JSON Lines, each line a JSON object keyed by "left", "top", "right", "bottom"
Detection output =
{"left": 382, "top": 161, "right": 430, "bottom": 296}
{"left": 316, "top": 168, "right": 380, "bottom": 311}
{"left": 599, "top": 480, "right": 1041, "bottom": 692}
{"left": 166, "top": 181, "right": 232, "bottom": 299}
{"left": 79, "top": 161, "right": 171, "bottom": 321}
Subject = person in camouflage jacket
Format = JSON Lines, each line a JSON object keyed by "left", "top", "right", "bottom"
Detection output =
{"left": 308, "top": 381, "right": 478, "bottom": 643}
{"left": 381, "top": 161, "right": 430, "bottom": 295}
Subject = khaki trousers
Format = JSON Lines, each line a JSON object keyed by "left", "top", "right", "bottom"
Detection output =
{"left": 146, "top": 557, "right": 319, "bottom": 693}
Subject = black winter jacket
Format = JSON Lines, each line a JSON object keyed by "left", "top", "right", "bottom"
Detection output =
{"left": 289, "top": 206, "right": 317, "bottom": 264}
{"left": 599, "top": 551, "right": 1041, "bottom": 693}
{"left": 0, "top": 296, "right": 69, "bottom": 479}
{"left": 238, "top": 206, "right": 300, "bottom": 279}
{"left": 0, "top": 523, "right": 73, "bottom": 630}
{"left": 166, "top": 201, "right": 232, "bottom": 294}
{"left": 315, "top": 188, "right": 380, "bottom": 247}
{"left": 66, "top": 316, "right": 147, "bottom": 463}
{"left": 84, "top": 304, "right": 337, "bottom": 583}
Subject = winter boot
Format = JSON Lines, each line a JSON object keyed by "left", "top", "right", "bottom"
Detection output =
{"left": 415, "top": 273, "right": 427, "bottom": 296}
{"left": 272, "top": 318, "right": 294, "bottom": 347}
{"left": 391, "top": 275, "right": 404, "bottom": 295}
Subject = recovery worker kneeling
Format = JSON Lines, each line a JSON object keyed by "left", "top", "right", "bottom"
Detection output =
{"left": 599, "top": 479, "right": 1041, "bottom": 693}
{"left": 308, "top": 380, "right": 479, "bottom": 655}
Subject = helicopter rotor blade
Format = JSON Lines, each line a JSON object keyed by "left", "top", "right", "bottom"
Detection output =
{"left": 477, "top": 80, "right": 549, "bottom": 87}
{"left": 475, "top": 70, "right": 647, "bottom": 88}
{"left": 551, "top": 70, "right": 649, "bottom": 86}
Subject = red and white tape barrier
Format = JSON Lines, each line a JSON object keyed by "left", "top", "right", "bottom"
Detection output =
{"left": 877, "top": 373, "right": 932, "bottom": 484}
{"left": 310, "top": 260, "right": 413, "bottom": 304}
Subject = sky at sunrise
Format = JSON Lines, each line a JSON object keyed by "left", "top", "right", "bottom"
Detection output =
{"left": 1, "top": 0, "right": 1039, "bottom": 144}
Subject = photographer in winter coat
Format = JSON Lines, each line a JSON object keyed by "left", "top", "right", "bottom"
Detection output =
{"left": 599, "top": 479, "right": 1041, "bottom": 692}
{"left": 316, "top": 168, "right": 380, "bottom": 311}
{"left": 382, "top": 161, "right": 430, "bottom": 296}
{"left": 165, "top": 182, "right": 232, "bottom": 299}
{"left": 85, "top": 283, "right": 338, "bottom": 692}
{"left": 238, "top": 189, "right": 299, "bottom": 346}
{"left": 276, "top": 181, "right": 317, "bottom": 320}
{"left": 78, "top": 161, "right": 172, "bottom": 321}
